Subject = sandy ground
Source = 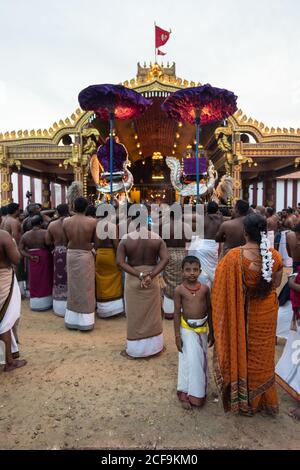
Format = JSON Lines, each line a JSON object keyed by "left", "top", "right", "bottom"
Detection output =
{"left": 0, "top": 299, "right": 299, "bottom": 450}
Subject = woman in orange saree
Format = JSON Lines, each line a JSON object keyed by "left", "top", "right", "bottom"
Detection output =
{"left": 212, "top": 213, "right": 283, "bottom": 415}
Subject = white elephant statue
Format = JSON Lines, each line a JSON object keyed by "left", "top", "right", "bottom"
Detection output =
{"left": 166, "top": 157, "right": 217, "bottom": 198}
{"left": 90, "top": 155, "right": 133, "bottom": 199}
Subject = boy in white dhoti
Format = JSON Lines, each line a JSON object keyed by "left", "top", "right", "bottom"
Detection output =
{"left": 174, "top": 256, "right": 214, "bottom": 409}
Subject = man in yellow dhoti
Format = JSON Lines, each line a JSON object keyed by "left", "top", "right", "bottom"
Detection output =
{"left": 94, "top": 207, "right": 124, "bottom": 318}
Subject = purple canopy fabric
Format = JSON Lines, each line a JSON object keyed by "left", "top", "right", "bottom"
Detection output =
{"left": 97, "top": 139, "right": 127, "bottom": 173}
{"left": 78, "top": 84, "right": 152, "bottom": 120}
{"left": 183, "top": 157, "right": 207, "bottom": 176}
{"left": 161, "top": 84, "right": 237, "bottom": 125}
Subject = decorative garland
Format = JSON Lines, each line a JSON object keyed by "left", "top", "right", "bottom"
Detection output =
{"left": 260, "top": 231, "right": 274, "bottom": 283}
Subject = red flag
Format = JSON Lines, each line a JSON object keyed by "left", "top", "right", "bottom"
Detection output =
{"left": 157, "top": 49, "right": 166, "bottom": 56}
{"left": 155, "top": 25, "right": 171, "bottom": 48}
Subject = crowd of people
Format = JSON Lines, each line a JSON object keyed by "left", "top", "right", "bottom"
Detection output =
{"left": 0, "top": 197, "right": 299, "bottom": 420}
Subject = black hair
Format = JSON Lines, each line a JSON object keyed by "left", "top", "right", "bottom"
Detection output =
{"left": 250, "top": 204, "right": 257, "bottom": 209}
{"left": 31, "top": 214, "right": 43, "bottom": 227}
{"left": 182, "top": 255, "right": 201, "bottom": 269}
{"left": 286, "top": 207, "right": 294, "bottom": 214}
{"left": 243, "top": 213, "right": 272, "bottom": 299}
{"left": 6, "top": 202, "right": 19, "bottom": 215}
{"left": 56, "top": 203, "right": 69, "bottom": 217}
{"left": 0, "top": 205, "right": 8, "bottom": 216}
{"left": 207, "top": 201, "right": 218, "bottom": 214}
{"left": 235, "top": 199, "right": 249, "bottom": 216}
{"left": 219, "top": 206, "right": 231, "bottom": 217}
{"left": 27, "top": 203, "right": 40, "bottom": 216}
{"left": 74, "top": 197, "right": 88, "bottom": 213}
{"left": 266, "top": 207, "right": 274, "bottom": 216}
{"left": 85, "top": 205, "right": 96, "bottom": 217}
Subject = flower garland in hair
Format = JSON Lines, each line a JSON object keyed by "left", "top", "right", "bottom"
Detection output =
{"left": 260, "top": 232, "right": 274, "bottom": 283}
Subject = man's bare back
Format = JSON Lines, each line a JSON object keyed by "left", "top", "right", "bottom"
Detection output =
{"left": 46, "top": 218, "right": 68, "bottom": 247}
{"left": 123, "top": 232, "right": 163, "bottom": 266}
{"left": 284, "top": 215, "right": 298, "bottom": 230}
{"left": 117, "top": 229, "right": 169, "bottom": 282}
{"left": 267, "top": 214, "right": 279, "bottom": 232}
{"left": 2, "top": 216, "right": 21, "bottom": 244}
{"left": 204, "top": 213, "right": 223, "bottom": 240}
{"left": 19, "top": 227, "right": 49, "bottom": 264}
{"left": 286, "top": 230, "right": 300, "bottom": 262}
{"left": 63, "top": 214, "right": 96, "bottom": 250}
{"left": 216, "top": 217, "right": 246, "bottom": 254}
{"left": 0, "top": 230, "right": 21, "bottom": 268}
{"left": 163, "top": 218, "right": 191, "bottom": 248}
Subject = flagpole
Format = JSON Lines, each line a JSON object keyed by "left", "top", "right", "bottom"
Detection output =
{"left": 154, "top": 21, "right": 157, "bottom": 63}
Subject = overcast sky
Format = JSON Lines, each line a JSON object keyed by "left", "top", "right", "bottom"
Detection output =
{"left": 0, "top": 0, "right": 299, "bottom": 132}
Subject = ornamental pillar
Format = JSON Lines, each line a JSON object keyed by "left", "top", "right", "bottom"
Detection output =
{"left": 232, "top": 164, "right": 242, "bottom": 203}
{"left": 41, "top": 177, "right": 51, "bottom": 208}
{"left": 73, "top": 165, "right": 84, "bottom": 183}
{"left": 0, "top": 145, "right": 20, "bottom": 205}
{"left": 0, "top": 165, "right": 13, "bottom": 205}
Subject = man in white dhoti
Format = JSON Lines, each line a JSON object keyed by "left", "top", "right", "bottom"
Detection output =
{"left": 276, "top": 275, "right": 300, "bottom": 420}
{"left": 63, "top": 197, "right": 96, "bottom": 331}
{"left": 188, "top": 202, "right": 222, "bottom": 287}
{"left": 0, "top": 229, "right": 27, "bottom": 371}
{"left": 276, "top": 325, "right": 300, "bottom": 419}
{"left": 174, "top": 256, "right": 214, "bottom": 409}
{"left": 117, "top": 216, "right": 169, "bottom": 358}
{"left": 162, "top": 210, "right": 190, "bottom": 319}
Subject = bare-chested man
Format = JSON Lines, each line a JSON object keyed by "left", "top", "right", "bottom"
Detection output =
{"left": 22, "top": 203, "right": 52, "bottom": 233}
{"left": 0, "top": 205, "right": 8, "bottom": 229}
{"left": 2, "top": 203, "right": 21, "bottom": 244}
{"left": 117, "top": 212, "right": 169, "bottom": 358}
{"left": 174, "top": 256, "right": 213, "bottom": 409}
{"left": 46, "top": 204, "right": 70, "bottom": 317}
{"left": 277, "top": 222, "right": 300, "bottom": 307}
{"left": 63, "top": 197, "right": 96, "bottom": 331}
{"left": 215, "top": 199, "right": 249, "bottom": 256}
{"left": 94, "top": 204, "right": 124, "bottom": 318}
{"left": 286, "top": 223, "right": 300, "bottom": 271}
{"left": 266, "top": 207, "right": 279, "bottom": 233}
{"left": 19, "top": 215, "right": 53, "bottom": 311}
{"left": 2, "top": 202, "right": 26, "bottom": 300}
{"left": 188, "top": 201, "right": 223, "bottom": 287}
{"left": 204, "top": 202, "right": 223, "bottom": 240}
{"left": 0, "top": 229, "right": 26, "bottom": 371}
{"left": 282, "top": 208, "right": 298, "bottom": 230}
{"left": 160, "top": 205, "right": 191, "bottom": 319}
{"left": 266, "top": 207, "right": 279, "bottom": 248}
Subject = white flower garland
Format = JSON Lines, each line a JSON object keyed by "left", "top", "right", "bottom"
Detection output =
{"left": 260, "top": 231, "right": 274, "bottom": 283}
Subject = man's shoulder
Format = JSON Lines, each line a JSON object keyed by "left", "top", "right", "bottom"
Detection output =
{"left": 63, "top": 216, "right": 77, "bottom": 228}
{"left": 148, "top": 231, "right": 162, "bottom": 241}
{"left": 220, "top": 219, "right": 232, "bottom": 228}
{"left": 21, "top": 230, "right": 30, "bottom": 239}
{"left": 10, "top": 217, "right": 19, "bottom": 226}
{"left": 0, "top": 229, "right": 10, "bottom": 240}
{"left": 48, "top": 219, "right": 58, "bottom": 229}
